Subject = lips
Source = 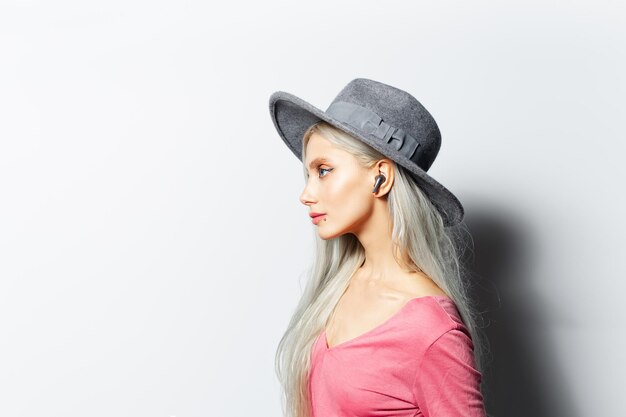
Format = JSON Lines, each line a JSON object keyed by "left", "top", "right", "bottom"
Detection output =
{"left": 311, "top": 214, "right": 326, "bottom": 225}
{"left": 310, "top": 212, "right": 326, "bottom": 225}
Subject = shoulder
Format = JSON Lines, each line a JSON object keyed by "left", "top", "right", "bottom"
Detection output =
{"left": 399, "top": 295, "right": 467, "bottom": 355}
{"left": 401, "top": 270, "right": 449, "bottom": 298}
{"left": 395, "top": 271, "right": 462, "bottom": 327}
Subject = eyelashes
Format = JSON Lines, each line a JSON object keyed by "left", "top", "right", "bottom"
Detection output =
{"left": 318, "top": 167, "right": 333, "bottom": 178}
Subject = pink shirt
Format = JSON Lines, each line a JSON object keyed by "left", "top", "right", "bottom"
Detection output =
{"left": 309, "top": 295, "right": 486, "bottom": 417}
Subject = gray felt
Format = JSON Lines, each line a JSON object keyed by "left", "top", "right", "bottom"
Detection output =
{"left": 268, "top": 78, "right": 464, "bottom": 227}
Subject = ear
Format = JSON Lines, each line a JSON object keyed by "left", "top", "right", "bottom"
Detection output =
{"left": 371, "top": 159, "right": 395, "bottom": 197}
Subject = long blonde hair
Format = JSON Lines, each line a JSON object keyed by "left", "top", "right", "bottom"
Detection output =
{"left": 274, "top": 121, "right": 489, "bottom": 417}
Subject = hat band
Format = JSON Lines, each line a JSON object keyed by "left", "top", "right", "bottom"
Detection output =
{"left": 325, "top": 101, "right": 421, "bottom": 161}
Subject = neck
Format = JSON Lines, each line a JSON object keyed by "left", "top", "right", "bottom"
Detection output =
{"left": 352, "top": 201, "right": 411, "bottom": 282}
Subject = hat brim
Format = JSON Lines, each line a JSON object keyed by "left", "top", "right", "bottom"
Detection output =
{"left": 269, "top": 91, "right": 464, "bottom": 227}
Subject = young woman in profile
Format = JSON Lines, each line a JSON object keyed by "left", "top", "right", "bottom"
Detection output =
{"left": 268, "top": 78, "right": 488, "bottom": 417}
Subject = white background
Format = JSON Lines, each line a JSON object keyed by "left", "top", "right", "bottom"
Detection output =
{"left": 1, "top": 1, "right": 624, "bottom": 416}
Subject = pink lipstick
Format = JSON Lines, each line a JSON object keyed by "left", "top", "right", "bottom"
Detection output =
{"left": 309, "top": 212, "right": 326, "bottom": 225}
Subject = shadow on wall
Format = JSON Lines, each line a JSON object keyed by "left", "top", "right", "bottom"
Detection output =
{"left": 458, "top": 209, "right": 579, "bottom": 417}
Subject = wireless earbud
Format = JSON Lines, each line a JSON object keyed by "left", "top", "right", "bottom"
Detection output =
{"left": 372, "top": 174, "right": 386, "bottom": 194}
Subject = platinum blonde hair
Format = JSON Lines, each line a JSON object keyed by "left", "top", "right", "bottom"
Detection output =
{"left": 274, "top": 121, "right": 488, "bottom": 417}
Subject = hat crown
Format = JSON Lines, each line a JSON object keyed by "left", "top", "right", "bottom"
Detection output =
{"left": 326, "top": 78, "right": 441, "bottom": 171}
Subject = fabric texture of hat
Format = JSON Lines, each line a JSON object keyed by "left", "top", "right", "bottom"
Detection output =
{"left": 268, "top": 78, "right": 464, "bottom": 227}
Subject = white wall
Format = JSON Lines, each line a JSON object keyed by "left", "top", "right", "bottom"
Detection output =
{"left": 1, "top": 1, "right": 624, "bottom": 416}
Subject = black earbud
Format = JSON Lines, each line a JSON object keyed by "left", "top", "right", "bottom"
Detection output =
{"left": 372, "top": 174, "right": 386, "bottom": 194}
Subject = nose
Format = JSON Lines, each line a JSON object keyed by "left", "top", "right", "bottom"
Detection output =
{"left": 299, "top": 182, "right": 317, "bottom": 206}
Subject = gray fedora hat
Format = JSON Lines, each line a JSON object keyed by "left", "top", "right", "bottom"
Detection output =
{"left": 268, "top": 78, "right": 464, "bottom": 227}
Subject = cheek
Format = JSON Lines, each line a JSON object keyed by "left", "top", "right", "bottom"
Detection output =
{"left": 324, "top": 174, "right": 371, "bottom": 219}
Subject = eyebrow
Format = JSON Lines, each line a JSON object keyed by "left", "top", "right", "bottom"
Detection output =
{"left": 306, "top": 157, "right": 330, "bottom": 170}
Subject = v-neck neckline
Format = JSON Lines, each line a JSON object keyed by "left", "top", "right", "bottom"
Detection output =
{"left": 322, "top": 295, "right": 452, "bottom": 351}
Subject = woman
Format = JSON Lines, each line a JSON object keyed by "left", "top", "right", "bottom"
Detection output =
{"left": 268, "top": 78, "right": 488, "bottom": 417}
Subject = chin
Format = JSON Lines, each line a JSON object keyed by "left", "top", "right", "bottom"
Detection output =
{"left": 317, "top": 226, "right": 350, "bottom": 241}
{"left": 315, "top": 217, "right": 358, "bottom": 240}
{"left": 316, "top": 229, "right": 334, "bottom": 240}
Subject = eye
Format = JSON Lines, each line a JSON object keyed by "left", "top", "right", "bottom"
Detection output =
{"left": 318, "top": 166, "right": 333, "bottom": 178}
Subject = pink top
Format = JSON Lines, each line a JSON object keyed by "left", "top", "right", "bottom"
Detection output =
{"left": 309, "top": 295, "right": 486, "bottom": 417}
